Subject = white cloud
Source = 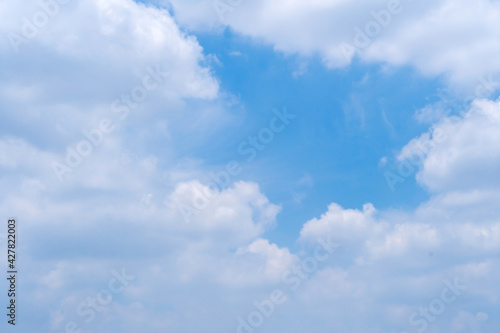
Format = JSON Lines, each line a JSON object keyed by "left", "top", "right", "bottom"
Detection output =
{"left": 236, "top": 238, "right": 297, "bottom": 281}
{"left": 167, "top": 0, "right": 500, "bottom": 91}
{"left": 299, "top": 202, "right": 382, "bottom": 246}
{"left": 399, "top": 98, "right": 500, "bottom": 192}
{"left": 0, "top": 0, "right": 219, "bottom": 150}
{"left": 0, "top": 135, "right": 289, "bottom": 331}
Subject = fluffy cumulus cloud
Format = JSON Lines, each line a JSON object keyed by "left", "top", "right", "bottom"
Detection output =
{"left": 166, "top": 0, "right": 500, "bottom": 91}
{"left": 290, "top": 99, "right": 500, "bottom": 332}
{"left": 0, "top": 134, "right": 293, "bottom": 332}
{"left": 299, "top": 202, "right": 385, "bottom": 251}
{"left": 399, "top": 98, "right": 500, "bottom": 192}
{"left": 0, "top": 0, "right": 220, "bottom": 153}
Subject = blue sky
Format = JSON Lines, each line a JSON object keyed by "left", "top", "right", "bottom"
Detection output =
{"left": 191, "top": 30, "right": 446, "bottom": 245}
{"left": 1, "top": 0, "right": 500, "bottom": 332}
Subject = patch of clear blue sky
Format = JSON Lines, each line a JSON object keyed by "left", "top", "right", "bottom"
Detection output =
{"left": 184, "top": 28, "right": 448, "bottom": 247}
